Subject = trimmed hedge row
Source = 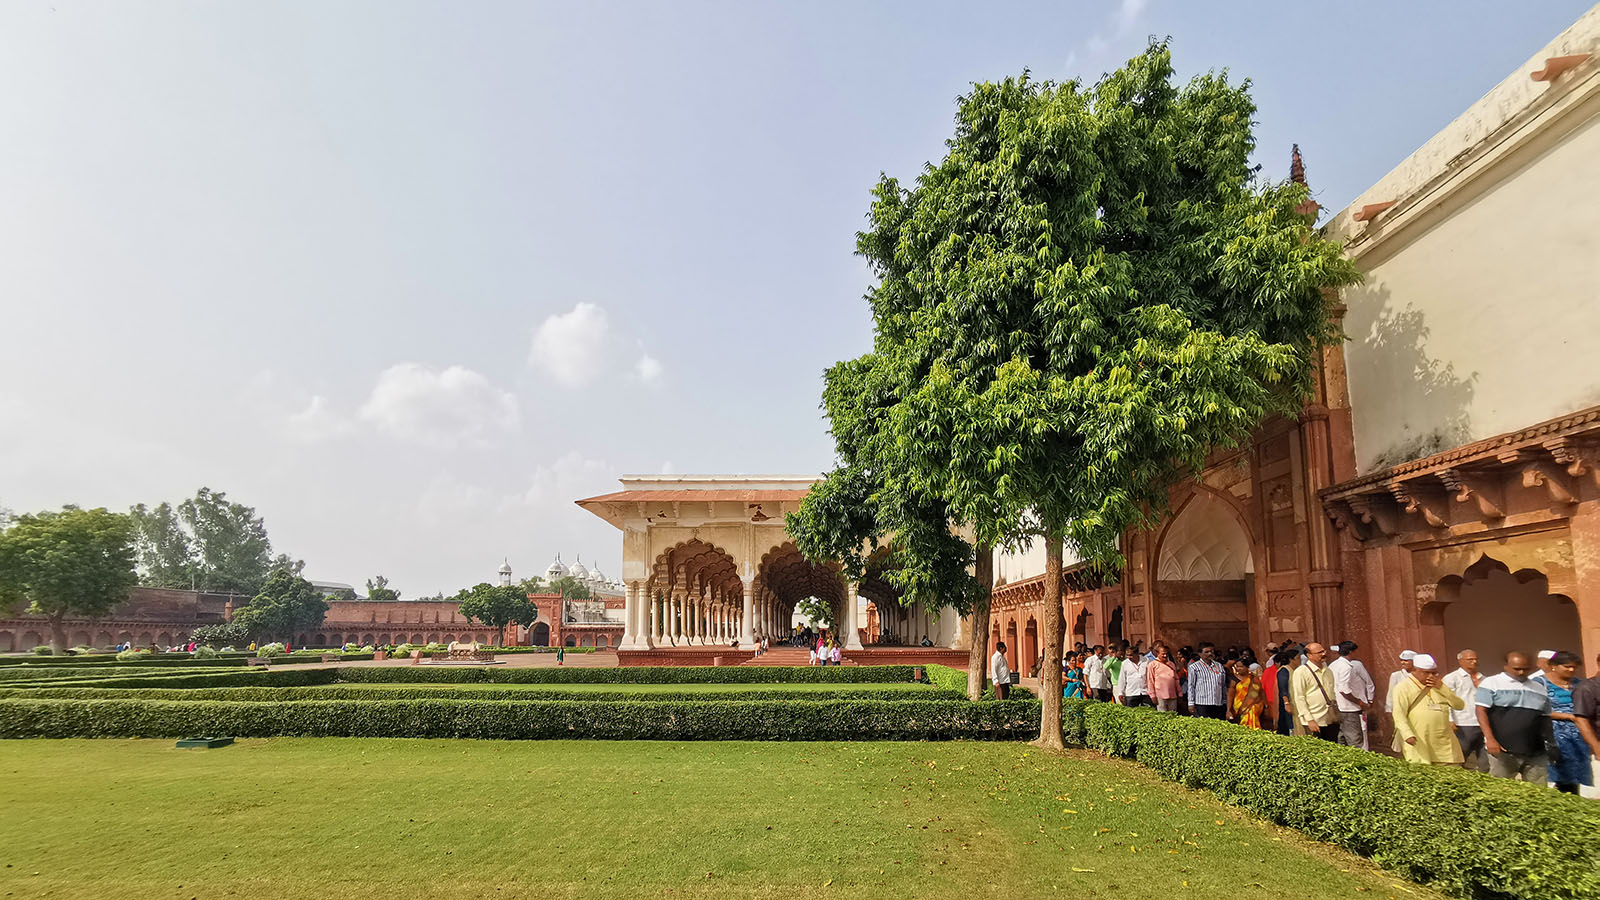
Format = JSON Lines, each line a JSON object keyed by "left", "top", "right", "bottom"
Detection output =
{"left": 923, "top": 663, "right": 1030, "bottom": 700}
{"left": 0, "top": 668, "right": 342, "bottom": 691}
{"left": 0, "top": 698, "right": 1039, "bottom": 741}
{"left": 333, "top": 665, "right": 919, "bottom": 685}
{"left": 0, "top": 684, "right": 963, "bottom": 703}
{"left": 1062, "top": 700, "right": 1600, "bottom": 900}
{"left": 0, "top": 654, "right": 374, "bottom": 670}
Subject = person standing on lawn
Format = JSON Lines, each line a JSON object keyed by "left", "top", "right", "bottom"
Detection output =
{"left": 1476, "top": 651, "right": 1554, "bottom": 784}
{"left": 1228, "top": 660, "right": 1265, "bottom": 729}
{"left": 1544, "top": 651, "right": 1590, "bottom": 795}
{"left": 1187, "top": 642, "right": 1227, "bottom": 720}
{"left": 1390, "top": 653, "right": 1465, "bottom": 764}
{"left": 1443, "top": 649, "right": 1488, "bottom": 771}
{"left": 1291, "top": 642, "right": 1340, "bottom": 740}
{"left": 991, "top": 641, "right": 1011, "bottom": 701}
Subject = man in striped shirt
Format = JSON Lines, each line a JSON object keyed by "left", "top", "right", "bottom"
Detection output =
{"left": 1187, "top": 642, "right": 1227, "bottom": 719}
{"left": 1476, "top": 651, "right": 1552, "bottom": 783}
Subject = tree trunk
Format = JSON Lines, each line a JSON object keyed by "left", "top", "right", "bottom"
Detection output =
{"left": 1032, "top": 534, "right": 1066, "bottom": 750}
{"left": 966, "top": 543, "right": 994, "bottom": 701}
{"left": 49, "top": 612, "right": 68, "bottom": 656}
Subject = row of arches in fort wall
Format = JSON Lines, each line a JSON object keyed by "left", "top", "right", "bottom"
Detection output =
{"left": 0, "top": 627, "right": 197, "bottom": 652}
{"left": 291, "top": 631, "right": 500, "bottom": 648}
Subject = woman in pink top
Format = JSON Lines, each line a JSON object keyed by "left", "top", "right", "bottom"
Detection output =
{"left": 1147, "top": 644, "right": 1181, "bottom": 712}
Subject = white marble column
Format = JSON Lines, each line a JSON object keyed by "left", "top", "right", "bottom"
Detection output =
{"left": 740, "top": 577, "right": 755, "bottom": 645}
{"left": 620, "top": 582, "right": 639, "bottom": 650}
{"left": 844, "top": 583, "right": 864, "bottom": 649}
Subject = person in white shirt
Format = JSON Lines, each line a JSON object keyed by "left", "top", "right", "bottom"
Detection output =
{"left": 1081, "top": 640, "right": 1107, "bottom": 698}
{"left": 1331, "top": 640, "right": 1376, "bottom": 749}
{"left": 1385, "top": 650, "right": 1417, "bottom": 712}
{"left": 1442, "top": 649, "right": 1487, "bottom": 772}
{"left": 991, "top": 641, "right": 1012, "bottom": 701}
{"left": 1115, "top": 646, "right": 1149, "bottom": 707}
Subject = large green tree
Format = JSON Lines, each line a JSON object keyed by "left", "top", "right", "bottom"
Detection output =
{"left": 835, "top": 44, "right": 1357, "bottom": 747}
{"left": 0, "top": 507, "right": 139, "bottom": 653}
{"left": 455, "top": 583, "right": 540, "bottom": 642}
{"left": 233, "top": 569, "right": 328, "bottom": 643}
{"left": 365, "top": 575, "right": 400, "bottom": 603}
{"left": 129, "top": 488, "right": 302, "bottom": 594}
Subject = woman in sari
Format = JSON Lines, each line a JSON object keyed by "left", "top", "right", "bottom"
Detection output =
{"left": 1228, "top": 660, "right": 1266, "bottom": 729}
{"left": 1063, "top": 652, "right": 1085, "bottom": 700}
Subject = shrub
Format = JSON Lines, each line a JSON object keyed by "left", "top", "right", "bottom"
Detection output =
{"left": 0, "top": 684, "right": 964, "bottom": 703}
{"left": 334, "top": 665, "right": 918, "bottom": 685}
{"left": 31, "top": 645, "right": 53, "bottom": 656}
{"left": 256, "top": 642, "right": 285, "bottom": 659}
{"left": 116, "top": 648, "right": 151, "bottom": 661}
{"left": 922, "top": 663, "right": 1031, "bottom": 700}
{"left": 0, "top": 697, "right": 1040, "bottom": 741}
{"left": 193, "top": 646, "right": 218, "bottom": 659}
{"left": 1061, "top": 700, "right": 1600, "bottom": 900}
{"left": 190, "top": 622, "right": 250, "bottom": 648}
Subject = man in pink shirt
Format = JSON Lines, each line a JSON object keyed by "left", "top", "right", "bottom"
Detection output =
{"left": 1147, "top": 644, "right": 1181, "bottom": 712}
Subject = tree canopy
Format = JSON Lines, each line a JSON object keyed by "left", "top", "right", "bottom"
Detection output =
{"left": 540, "top": 576, "right": 592, "bottom": 601}
{"left": 129, "top": 488, "right": 302, "bottom": 595}
{"left": 808, "top": 43, "right": 1358, "bottom": 745}
{"left": 233, "top": 569, "right": 329, "bottom": 643}
{"left": 0, "top": 506, "right": 139, "bottom": 653}
{"left": 365, "top": 575, "right": 400, "bottom": 603}
{"left": 455, "top": 583, "right": 540, "bottom": 639}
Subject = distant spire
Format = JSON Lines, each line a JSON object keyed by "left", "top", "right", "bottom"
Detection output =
{"left": 1290, "top": 143, "right": 1319, "bottom": 216}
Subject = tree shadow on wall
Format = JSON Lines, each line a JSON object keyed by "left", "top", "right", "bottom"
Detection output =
{"left": 1341, "top": 282, "right": 1478, "bottom": 471}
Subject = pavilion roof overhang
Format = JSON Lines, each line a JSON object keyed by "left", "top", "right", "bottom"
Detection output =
{"left": 1319, "top": 405, "right": 1600, "bottom": 541}
{"left": 575, "top": 488, "right": 812, "bottom": 529}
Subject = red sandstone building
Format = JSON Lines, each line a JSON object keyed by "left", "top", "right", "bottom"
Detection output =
{"left": 989, "top": 19, "right": 1600, "bottom": 681}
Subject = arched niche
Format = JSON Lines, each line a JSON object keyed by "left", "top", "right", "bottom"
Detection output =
{"left": 1423, "top": 554, "right": 1581, "bottom": 669}
{"left": 1151, "top": 488, "right": 1255, "bottom": 650}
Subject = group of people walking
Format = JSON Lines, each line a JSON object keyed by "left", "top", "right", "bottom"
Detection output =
{"left": 996, "top": 637, "right": 1598, "bottom": 795}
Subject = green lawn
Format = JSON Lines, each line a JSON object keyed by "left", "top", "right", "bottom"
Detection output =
{"left": 1, "top": 739, "right": 1438, "bottom": 900}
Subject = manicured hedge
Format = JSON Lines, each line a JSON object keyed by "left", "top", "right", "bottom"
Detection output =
{"left": 0, "top": 668, "right": 341, "bottom": 691}
{"left": 334, "top": 665, "right": 918, "bottom": 685}
{"left": 0, "top": 684, "right": 962, "bottom": 703}
{"left": 0, "top": 697, "right": 1039, "bottom": 741}
{"left": 1061, "top": 700, "right": 1600, "bottom": 900}
{"left": 0, "top": 653, "right": 374, "bottom": 670}
{"left": 923, "top": 663, "right": 1032, "bottom": 700}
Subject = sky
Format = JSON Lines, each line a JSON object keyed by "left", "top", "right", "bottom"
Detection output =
{"left": 2, "top": 0, "right": 1593, "bottom": 597}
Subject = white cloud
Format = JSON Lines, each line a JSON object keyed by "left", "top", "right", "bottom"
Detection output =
{"left": 358, "top": 363, "right": 519, "bottom": 448}
{"left": 518, "top": 450, "right": 613, "bottom": 509}
{"left": 634, "top": 353, "right": 663, "bottom": 384}
{"left": 1115, "top": 0, "right": 1148, "bottom": 33}
{"left": 416, "top": 472, "right": 491, "bottom": 519}
{"left": 530, "top": 302, "right": 610, "bottom": 387}
{"left": 285, "top": 394, "right": 355, "bottom": 443}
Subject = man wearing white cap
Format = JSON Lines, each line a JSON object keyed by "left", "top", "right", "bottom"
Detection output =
{"left": 1531, "top": 649, "right": 1555, "bottom": 683}
{"left": 1385, "top": 650, "right": 1417, "bottom": 713}
{"left": 1390, "top": 653, "right": 1466, "bottom": 764}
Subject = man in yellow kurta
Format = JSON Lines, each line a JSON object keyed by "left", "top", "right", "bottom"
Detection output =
{"left": 1390, "top": 653, "right": 1465, "bottom": 764}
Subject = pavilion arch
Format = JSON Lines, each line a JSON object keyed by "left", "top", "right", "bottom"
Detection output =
{"left": 95, "top": 631, "right": 113, "bottom": 648}
{"left": 757, "top": 542, "right": 844, "bottom": 640}
{"left": 529, "top": 623, "right": 550, "bottom": 646}
{"left": 1422, "top": 553, "right": 1581, "bottom": 668}
{"left": 1150, "top": 486, "right": 1257, "bottom": 651}
{"left": 646, "top": 538, "right": 745, "bottom": 646}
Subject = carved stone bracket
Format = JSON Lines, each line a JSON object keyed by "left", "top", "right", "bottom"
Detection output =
{"left": 1522, "top": 460, "right": 1578, "bottom": 507}
{"left": 1544, "top": 437, "right": 1597, "bottom": 484}
{"left": 1325, "top": 499, "right": 1368, "bottom": 541}
{"left": 1438, "top": 468, "right": 1505, "bottom": 520}
{"left": 1388, "top": 480, "right": 1448, "bottom": 529}
{"left": 1348, "top": 495, "right": 1398, "bottom": 537}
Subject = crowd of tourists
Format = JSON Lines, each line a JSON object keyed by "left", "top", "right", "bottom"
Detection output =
{"left": 991, "top": 637, "right": 1599, "bottom": 794}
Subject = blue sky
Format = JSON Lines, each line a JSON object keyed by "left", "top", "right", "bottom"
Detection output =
{"left": 2, "top": 0, "right": 1592, "bottom": 596}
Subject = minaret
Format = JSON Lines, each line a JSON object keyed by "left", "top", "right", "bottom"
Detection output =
{"left": 497, "top": 559, "right": 513, "bottom": 587}
{"left": 1291, "top": 144, "right": 1320, "bottom": 217}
